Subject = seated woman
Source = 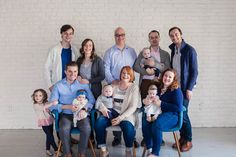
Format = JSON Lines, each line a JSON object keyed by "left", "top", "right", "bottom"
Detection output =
{"left": 95, "top": 66, "right": 140, "bottom": 157}
{"left": 142, "top": 68, "right": 183, "bottom": 157}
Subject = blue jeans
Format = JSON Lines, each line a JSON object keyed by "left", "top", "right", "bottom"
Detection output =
{"left": 95, "top": 115, "right": 135, "bottom": 148}
{"left": 142, "top": 112, "right": 178, "bottom": 156}
{"left": 42, "top": 124, "right": 58, "bottom": 151}
{"left": 180, "top": 98, "right": 192, "bottom": 141}
{"left": 59, "top": 114, "right": 91, "bottom": 154}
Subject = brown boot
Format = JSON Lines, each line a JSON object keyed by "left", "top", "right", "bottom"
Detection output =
{"left": 181, "top": 141, "right": 192, "bottom": 152}
{"left": 172, "top": 138, "right": 185, "bottom": 149}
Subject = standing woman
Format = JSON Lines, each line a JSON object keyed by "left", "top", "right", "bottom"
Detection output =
{"left": 142, "top": 68, "right": 183, "bottom": 157}
{"left": 77, "top": 38, "right": 105, "bottom": 99}
{"left": 77, "top": 38, "right": 105, "bottom": 144}
{"left": 95, "top": 66, "right": 140, "bottom": 157}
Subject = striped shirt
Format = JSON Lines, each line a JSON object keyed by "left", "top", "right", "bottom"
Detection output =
{"left": 113, "top": 87, "right": 127, "bottom": 113}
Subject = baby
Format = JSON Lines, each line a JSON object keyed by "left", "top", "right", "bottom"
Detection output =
{"left": 144, "top": 84, "right": 162, "bottom": 122}
{"left": 95, "top": 85, "right": 119, "bottom": 120}
{"left": 72, "top": 90, "right": 88, "bottom": 127}
{"left": 140, "top": 47, "right": 160, "bottom": 78}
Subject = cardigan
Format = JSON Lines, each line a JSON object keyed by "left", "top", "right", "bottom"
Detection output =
{"left": 44, "top": 42, "right": 78, "bottom": 88}
{"left": 77, "top": 55, "right": 105, "bottom": 99}
{"left": 113, "top": 83, "right": 141, "bottom": 126}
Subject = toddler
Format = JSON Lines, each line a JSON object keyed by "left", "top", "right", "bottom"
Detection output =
{"left": 32, "top": 89, "right": 59, "bottom": 156}
{"left": 95, "top": 85, "right": 119, "bottom": 120}
{"left": 143, "top": 85, "right": 162, "bottom": 122}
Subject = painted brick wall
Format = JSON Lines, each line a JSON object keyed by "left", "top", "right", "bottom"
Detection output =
{"left": 0, "top": 0, "right": 235, "bottom": 128}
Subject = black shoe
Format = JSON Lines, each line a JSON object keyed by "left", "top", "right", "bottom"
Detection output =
{"left": 112, "top": 138, "right": 121, "bottom": 146}
{"left": 133, "top": 140, "right": 140, "bottom": 148}
{"left": 161, "top": 140, "right": 165, "bottom": 146}
{"left": 71, "top": 137, "right": 78, "bottom": 144}
{"left": 141, "top": 139, "right": 145, "bottom": 147}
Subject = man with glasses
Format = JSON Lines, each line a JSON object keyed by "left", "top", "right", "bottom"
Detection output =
{"left": 103, "top": 27, "right": 139, "bottom": 147}
{"left": 133, "top": 30, "right": 170, "bottom": 146}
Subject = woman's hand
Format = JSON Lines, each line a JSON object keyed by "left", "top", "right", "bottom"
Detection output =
{"left": 143, "top": 97, "right": 151, "bottom": 106}
{"left": 111, "top": 116, "right": 121, "bottom": 126}
{"left": 100, "top": 107, "right": 111, "bottom": 118}
{"left": 77, "top": 76, "right": 89, "bottom": 84}
{"left": 153, "top": 97, "right": 161, "bottom": 107}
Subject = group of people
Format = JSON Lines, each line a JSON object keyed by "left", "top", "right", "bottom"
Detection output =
{"left": 32, "top": 24, "right": 198, "bottom": 157}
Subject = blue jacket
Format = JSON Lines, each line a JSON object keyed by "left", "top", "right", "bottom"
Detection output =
{"left": 159, "top": 88, "right": 184, "bottom": 113}
{"left": 169, "top": 40, "right": 198, "bottom": 97}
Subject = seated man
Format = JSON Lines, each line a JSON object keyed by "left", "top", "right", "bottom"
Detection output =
{"left": 49, "top": 61, "right": 95, "bottom": 157}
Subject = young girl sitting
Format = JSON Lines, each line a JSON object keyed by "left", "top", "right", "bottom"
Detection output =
{"left": 32, "top": 89, "right": 60, "bottom": 156}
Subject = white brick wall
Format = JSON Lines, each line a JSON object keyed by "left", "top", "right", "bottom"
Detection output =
{"left": 0, "top": 0, "right": 235, "bottom": 128}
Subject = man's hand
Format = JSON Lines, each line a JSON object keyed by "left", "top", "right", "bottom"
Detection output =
{"left": 186, "top": 90, "right": 193, "bottom": 100}
{"left": 78, "top": 110, "right": 87, "bottom": 120}
{"left": 146, "top": 68, "right": 155, "bottom": 75}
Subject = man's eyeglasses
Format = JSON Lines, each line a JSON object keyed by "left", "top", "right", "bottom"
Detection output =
{"left": 115, "top": 34, "right": 125, "bottom": 37}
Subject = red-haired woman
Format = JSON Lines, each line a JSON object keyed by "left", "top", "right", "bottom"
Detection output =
{"left": 95, "top": 66, "right": 140, "bottom": 157}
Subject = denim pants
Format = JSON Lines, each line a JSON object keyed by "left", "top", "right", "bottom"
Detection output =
{"left": 180, "top": 98, "right": 192, "bottom": 141}
{"left": 95, "top": 115, "right": 136, "bottom": 148}
{"left": 59, "top": 114, "right": 91, "bottom": 154}
{"left": 142, "top": 112, "right": 178, "bottom": 156}
{"left": 42, "top": 124, "right": 58, "bottom": 151}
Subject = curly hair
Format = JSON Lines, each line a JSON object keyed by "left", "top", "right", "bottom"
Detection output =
{"left": 31, "top": 89, "right": 48, "bottom": 104}
{"left": 158, "top": 68, "right": 179, "bottom": 91}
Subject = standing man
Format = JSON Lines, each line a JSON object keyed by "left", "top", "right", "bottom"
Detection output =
{"left": 44, "top": 24, "right": 79, "bottom": 144}
{"left": 169, "top": 26, "right": 198, "bottom": 152}
{"left": 134, "top": 30, "right": 170, "bottom": 100}
{"left": 49, "top": 62, "right": 95, "bottom": 157}
{"left": 45, "top": 24, "right": 78, "bottom": 92}
{"left": 103, "top": 27, "right": 138, "bottom": 147}
{"left": 133, "top": 30, "right": 170, "bottom": 146}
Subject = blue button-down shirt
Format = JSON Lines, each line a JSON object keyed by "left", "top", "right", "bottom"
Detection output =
{"left": 49, "top": 78, "right": 95, "bottom": 114}
{"left": 103, "top": 45, "right": 137, "bottom": 84}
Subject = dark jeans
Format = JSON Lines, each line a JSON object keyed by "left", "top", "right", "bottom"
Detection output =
{"left": 142, "top": 112, "right": 178, "bottom": 156}
{"left": 95, "top": 115, "right": 136, "bottom": 148}
{"left": 180, "top": 98, "right": 192, "bottom": 141}
{"left": 42, "top": 124, "right": 58, "bottom": 151}
{"left": 59, "top": 114, "right": 91, "bottom": 154}
{"left": 107, "top": 108, "right": 120, "bottom": 120}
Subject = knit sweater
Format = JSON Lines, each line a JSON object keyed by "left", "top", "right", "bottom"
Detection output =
{"left": 113, "top": 83, "right": 141, "bottom": 126}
